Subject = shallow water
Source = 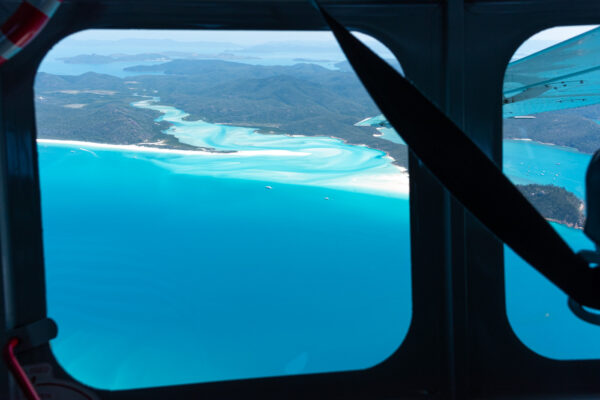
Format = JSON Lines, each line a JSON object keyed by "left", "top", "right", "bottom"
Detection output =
{"left": 355, "top": 115, "right": 406, "bottom": 145}
{"left": 131, "top": 99, "right": 408, "bottom": 196}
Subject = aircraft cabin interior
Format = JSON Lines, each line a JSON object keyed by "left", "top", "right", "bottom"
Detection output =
{"left": 1, "top": 0, "right": 600, "bottom": 399}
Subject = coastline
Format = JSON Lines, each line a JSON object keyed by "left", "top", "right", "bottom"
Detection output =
{"left": 37, "top": 139, "right": 410, "bottom": 196}
{"left": 355, "top": 116, "right": 373, "bottom": 125}
{"left": 504, "top": 137, "right": 588, "bottom": 154}
{"left": 135, "top": 98, "right": 409, "bottom": 169}
{"left": 36, "top": 139, "right": 307, "bottom": 157}
{"left": 546, "top": 217, "right": 584, "bottom": 230}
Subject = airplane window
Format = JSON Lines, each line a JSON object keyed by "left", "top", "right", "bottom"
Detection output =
{"left": 34, "top": 30, "right": 411, "bottom": 390}
{"left": 503, "top": 25, "right": 600, "bottom": 359}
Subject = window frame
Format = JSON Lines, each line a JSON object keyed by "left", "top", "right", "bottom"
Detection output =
{"left": 0, "top": 0, "right": 599, "bottom": 398}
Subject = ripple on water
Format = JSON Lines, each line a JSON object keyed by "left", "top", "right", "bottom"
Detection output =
{"left": 131, "top": 98, "right": 409, "bottom": 197}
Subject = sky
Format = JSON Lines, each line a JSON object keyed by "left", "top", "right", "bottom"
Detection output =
{"left": 527, "top": 25, "right": 598, "bottom": 41}
{"left": 509, "top": 25, "right": 598, "bottom": 60}
{"left": 69, "top": 29, "right": 367, "bottom": 46}
{"left": 66, "top": 25, "right": 600, "bottom": 59}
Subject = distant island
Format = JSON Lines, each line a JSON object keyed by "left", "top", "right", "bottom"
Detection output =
{"left": 293, "top": 58, "right": 333, "bottom": 63}
{"left": 58, "top": 52, "right": 260, "bottom": 65}
{"left": 59, "top": 53, "right": 171, "bottom": 64}
{"left": 517, "top": 184, "right": 585, "bottom": 229}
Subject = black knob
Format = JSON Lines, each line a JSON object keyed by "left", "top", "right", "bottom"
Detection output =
{"left": 584, "top": 150, "right": 600, "bottom": 247}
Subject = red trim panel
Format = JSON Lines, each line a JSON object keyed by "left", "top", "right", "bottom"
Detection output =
{"left": 29, "top": 0, "right": 63, "bottom": 18}
{"left": 1, "top": 2, "right": 49, "bottom": 48}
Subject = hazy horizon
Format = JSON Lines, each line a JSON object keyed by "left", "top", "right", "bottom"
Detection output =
{"left": 45, "top": 25, "right": 600, "bottom": 64}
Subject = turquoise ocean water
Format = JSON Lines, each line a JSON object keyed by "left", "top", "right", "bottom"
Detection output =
{"left": 36, "top": 53, "right": 600, "bottom": 390}
{"left": 503, "top": 139, "right": 591, "bottom": 197}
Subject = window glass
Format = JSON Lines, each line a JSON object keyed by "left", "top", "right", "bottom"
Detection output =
{"left": 503, "top": 25, "right": 600, "bottom": 359}
{"left": 35, "top": 30, "right": 411, "bottom": 389}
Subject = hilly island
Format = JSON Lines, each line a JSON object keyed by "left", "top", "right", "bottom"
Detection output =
{"left": 35, "top": 59, "right": 408, "bottom": 167}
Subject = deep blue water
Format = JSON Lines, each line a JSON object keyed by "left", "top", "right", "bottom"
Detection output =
{"left": 39, "top": 141, "right": 411, "bottom": 390}
{"left": 505, "top": 225, "right": 597, "bottom": 360}
{"left": 503, "top": 141, "right": 600, "bottom": 360}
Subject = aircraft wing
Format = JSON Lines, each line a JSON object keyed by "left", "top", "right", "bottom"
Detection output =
{"left": 503, "top": 26, "right": 600, "bottom": 117}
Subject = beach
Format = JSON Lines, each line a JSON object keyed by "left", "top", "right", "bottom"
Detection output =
{"left": 37, "top": 139, "right": 410, "bottom": 196}
{"left": 37, "top": 139, "right": 308, "bottom": 157}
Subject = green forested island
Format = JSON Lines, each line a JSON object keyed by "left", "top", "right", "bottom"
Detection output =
{"left": 517, "top": 184, "right": 585, "bottom": 228}
{"left": 35, "top": 72, "right": 197, "bottom": 150}
{"left": 504, "top": 106, "right": 600, "bottom": 153}
{"left": 35, "top": 59, "right": 408, "bottom": 166}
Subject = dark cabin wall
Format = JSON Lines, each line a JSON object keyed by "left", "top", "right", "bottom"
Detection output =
{"left": 0, "top": 1, "right": 599, "bottom": 399}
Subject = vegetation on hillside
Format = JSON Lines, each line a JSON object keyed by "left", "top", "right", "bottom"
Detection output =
{"left": 35, "top": 60, "right": 409, "bottom": 166}
{"left": 517, "top": 184, "right": 585, "bottom": 228}
{"left": 503, "top": 106, "right": 600, "bottom": 154}
{"left": 34, "top": 73, "right": 197, "bottom": 150}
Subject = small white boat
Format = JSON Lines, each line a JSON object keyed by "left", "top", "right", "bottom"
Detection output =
{"left": 265, "top": 185, "right": 272, "bottom": 190}
{"left": 324, "top": 197, "right": 330, "bottom": 200}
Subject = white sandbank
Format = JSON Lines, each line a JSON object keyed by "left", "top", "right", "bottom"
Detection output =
{"left": 329, "top": 168, "right": 409, "bottom": 196}
{"left": 355, "top": 116, "right": 373, "bottom": 125}
{"left": 37, "top": 139, "right": 308, "bottom": 157}
{"left": 36, "top": 139, "right": 410, "bottom": 196}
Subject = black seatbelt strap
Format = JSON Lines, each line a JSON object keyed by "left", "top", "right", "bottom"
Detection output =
{"left": 314, "top": 4, "right": 600, "bottom": 309}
